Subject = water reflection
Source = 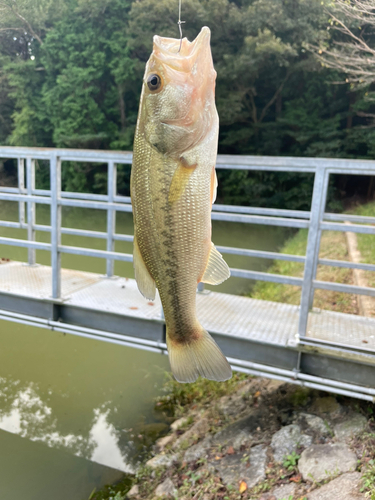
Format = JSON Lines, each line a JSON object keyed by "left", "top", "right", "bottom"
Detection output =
{"left": 0, "top": 377, "right": 144, "bottom": 471}
{"left": 0, "top": 318, "right": 169, "bottom": 500}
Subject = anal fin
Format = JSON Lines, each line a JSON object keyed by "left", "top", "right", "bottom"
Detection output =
{"left": 201, "top": 243, "right": 230, "bottom": 285}
{"left": 133, "top": 236, "right": 156, "bottom": 300}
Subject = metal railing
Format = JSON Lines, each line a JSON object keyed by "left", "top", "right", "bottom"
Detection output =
{"left": 0, "top": 147, "right": 375, "bottom": 339}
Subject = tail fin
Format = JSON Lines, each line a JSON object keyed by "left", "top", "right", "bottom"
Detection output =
{"left": 166, "top": 327, "right": 232, "bottom": 383}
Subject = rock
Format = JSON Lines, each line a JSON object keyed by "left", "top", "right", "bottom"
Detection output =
{"left": 154, "top": 434, "right": 174, "bottom": 453}
{"left": 310, "top": 397, "right": 342, "bottom": 417}
{"left": 154, "top": 478, "right": 177, "bottom": 498}
{"left": 213, "top": 426, "right": 252, "bottom": 451}
{"left": 271, "top": 424, "right": 313, "bottom": 462}
{"left": 146, "top": 453, "right": 178, "bottom": 469}
{"left": 211, "top": 444, "right": 267, "bottom": 488}
{"left": 183, "top": 436, "right": 212, "bottom": 462}
{"left": 263, "top": 379, "right": 285, "bottom": 394}
{"left": 127, "top": 484, "right": 139, "bottom": 498}
{"left": 173, "top": 418, "right": 209, "bottom": 449}
{"left": 232, "top": 429, "right": 253, "bottom": 450}
{"left": 212, "top": 408, "right": 269, "bottom": 449}
{"left": 272, "top": 483, "right": 296, "bottom": 500}
{"left": 334, "top": 413, "right": 367, "bottom": 441}
{"left": 217, "top": 381, "right": 254, "bottom": 417}
{"left": 306, "top": 472, "right": 365, "bottom": 499}
{"left": 294, "top": 413, "right": 330, "bottom": 436}
{"left": 217, "top": 393, "right": 252, "bottom": 417}
{"left": 298, "top": 443, "right": 357, "bottom": 482}
{"left": 170, "top": 416, "right": 190, "bottom": 432}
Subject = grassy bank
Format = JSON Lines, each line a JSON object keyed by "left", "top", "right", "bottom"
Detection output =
{"left": 250, "top": 201, "right": 375, "bottom": 315}
{"left": 89, "top": 373, "right": 251, "bottom": 500}
{"left": 250, "top": 230, "right": 358, "bottom": 315}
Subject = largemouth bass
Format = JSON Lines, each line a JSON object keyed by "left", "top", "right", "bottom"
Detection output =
{"left": 131, "top": 26, "right": 232, "bottom": 383}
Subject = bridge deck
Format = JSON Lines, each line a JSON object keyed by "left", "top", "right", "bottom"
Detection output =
{"left": 1, "top": 260, "right": 375, "bottom": 362}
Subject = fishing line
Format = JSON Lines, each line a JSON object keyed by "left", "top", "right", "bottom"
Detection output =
{"left": 177, "top": 0, "right": 185, "bottom": 52}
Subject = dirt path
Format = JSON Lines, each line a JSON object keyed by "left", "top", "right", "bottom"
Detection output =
{"left": 345, "top": 222, "right": 375, "bottom": 317}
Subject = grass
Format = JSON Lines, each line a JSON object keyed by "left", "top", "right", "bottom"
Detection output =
{"left": 361, "top": 459, "right": 375, "bottom": 499}
{"left": 250, "top": 228, "right": 359, "bottom": 314}
{"left": 349, "top": 201, "right": 375, "bottom": 290}
{"left": 352, "top": 430, "right": 375, "bottom": 500}
{"left": 250, "top": 228, "right": 307, "bottom": 306}
{"left": 155, "top": 371, "right": 251, "bottom": 418}
{"left": 249, "top": 199, "right": 375, "bottom": 314}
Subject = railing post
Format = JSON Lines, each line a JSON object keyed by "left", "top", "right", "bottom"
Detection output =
{"left": 106, "top": 161, "right": 117, "bottom": 277}
{"left": 298, "top": 167, "right": 328, "bottom": 337}
{"left": 17, "top": 158, "right": 25, "bottom": 226}
{"left": 26, "top": 157, "right": 36, "bottom": 265}
{"left": 308, "top": 171, "right": 330, "bottom": 309}
{"left": 50, "top": 153, "right": 61, "bottom": 299}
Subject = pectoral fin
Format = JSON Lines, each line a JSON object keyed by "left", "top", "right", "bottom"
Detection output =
{"left": 133, "top": 236, "right": 156, "bottom": 300}
{"left": 201, "top": 243, "right": 230, "bottom": 285}
{"left": 168, "top": 159, "right": 197, "bottom": 204}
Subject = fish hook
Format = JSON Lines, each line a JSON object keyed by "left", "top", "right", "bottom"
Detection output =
{"left": 177, "top": 0, "right": 185, "bottom": 53}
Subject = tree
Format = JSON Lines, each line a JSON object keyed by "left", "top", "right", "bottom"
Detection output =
{"left": 0, "top": 0, "right": 374, "bottom": 205}
{"left": 316, "top": 0, "right": 375, "bottom": 86}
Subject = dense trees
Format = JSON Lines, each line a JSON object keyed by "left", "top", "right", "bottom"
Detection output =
{"left": 0, "top": 0, "right": 375, "bottom": 207}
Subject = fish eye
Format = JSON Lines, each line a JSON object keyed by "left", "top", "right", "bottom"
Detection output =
{"left": 147, "top": 73, "right": 162, "bottom": 92}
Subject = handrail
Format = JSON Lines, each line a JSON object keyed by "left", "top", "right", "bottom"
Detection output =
{"left": 0, "top": 147, "right": 374, "bottom": 339}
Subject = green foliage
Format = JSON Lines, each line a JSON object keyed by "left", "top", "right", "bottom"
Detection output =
{"left": 351, "top": 202, "right": 375, "bottom": 288}
{"left": 87, "top": 476, "right": 133, "bottom": 500}
{"left": 361, "top": 459, "right": 375, "bottom": 498}
{"left": 282, "top": 451, "right": 300, "bottom": 470}
{"left": 250, "top": 229, "right": 307, "bottom": 303}
{"left": 155, "top": 371, "right": 250, "bottom": 417}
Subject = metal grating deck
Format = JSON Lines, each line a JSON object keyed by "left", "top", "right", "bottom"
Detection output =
{"left": 0, "top": 261, "right": 374, "bottom": 353}
{"left": 0, "top": 261, "right": 100, "bottom": 298}
{"left": 307, "top": 309, "right": 375, "bottom": 350}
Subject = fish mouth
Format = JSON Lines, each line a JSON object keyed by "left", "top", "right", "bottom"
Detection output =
{"left": 152, "top": 26, "right": 211, "bottom": 70}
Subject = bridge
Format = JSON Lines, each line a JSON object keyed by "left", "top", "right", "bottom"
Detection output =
{"left": 0, "top": 146, "right": 375, "bottom": 401}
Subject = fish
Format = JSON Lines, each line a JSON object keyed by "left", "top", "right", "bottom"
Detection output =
{"left": 130, "top": 26, "right": 232, "bottom": 383}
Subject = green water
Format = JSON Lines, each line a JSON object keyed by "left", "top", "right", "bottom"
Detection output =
{"left": 0, "top": 201, "right": 289, "bottom": 499}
